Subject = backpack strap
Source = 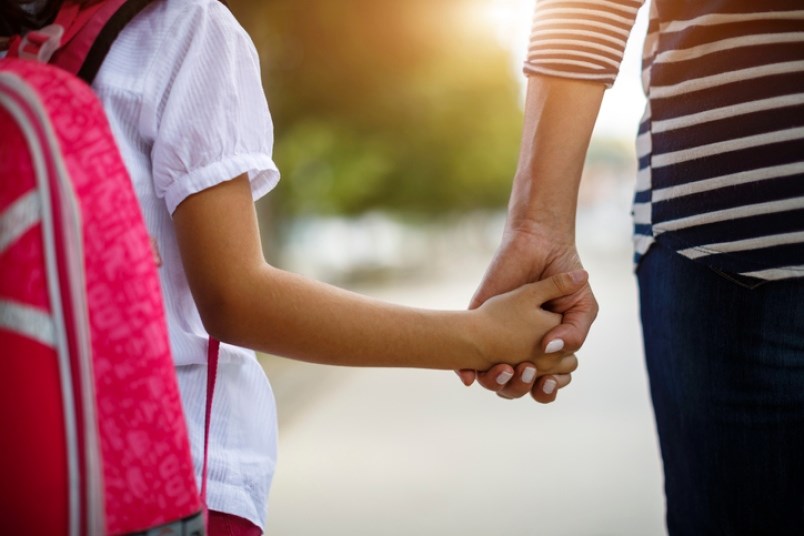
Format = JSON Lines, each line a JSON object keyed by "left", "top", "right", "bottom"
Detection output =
{"left": 201, "top": 337, "right": 220, "bottom": 526}
{"left": 9, "top": 0, "right": 230, "bottom": 85}
{"left": 51, "top": 0, "right": 156, "bottom": 84}
{"left": 7, "top": 0, "right": 156, "bottom": 84}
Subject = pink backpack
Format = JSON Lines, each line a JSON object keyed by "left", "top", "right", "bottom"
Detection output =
{"left": 0, "top": 1, "right": 218, "bottom": 534}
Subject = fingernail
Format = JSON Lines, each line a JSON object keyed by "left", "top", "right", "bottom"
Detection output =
{"left": 543, "top": 379, "right": 557, "bottom": 395}
{"left": 545, "top": 339, "right": 564, "bottom": 353}
{"left": 521, "top": 367, "right": 536, "bottom": 383}
{"left": 496, "top": 371, "right": 514, "bottom": 385}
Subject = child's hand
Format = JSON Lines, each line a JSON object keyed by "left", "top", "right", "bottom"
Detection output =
{"left": 471, "top": 270, "right": 588, "bottom": 370}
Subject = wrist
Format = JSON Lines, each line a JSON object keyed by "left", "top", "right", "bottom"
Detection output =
{"left": 462, "top": 309, "right": 496, "bottom": 371}
{"left": 502, "top": 213, "right": 576, "bottom": 251}
{"left": 506, "top": 180, "right": 578, "bottom": 241}
{"left": 495, "top": 224, "right": 586, "bottom": 280}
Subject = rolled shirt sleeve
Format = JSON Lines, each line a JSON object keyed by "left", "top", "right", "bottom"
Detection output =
{"left": 524, "top": 0, "right": 645, "bottom": 87}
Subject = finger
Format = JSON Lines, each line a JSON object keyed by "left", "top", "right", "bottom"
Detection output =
{"left": 526, "top": 270, "right": 588, "bottom": 305}
{"left": 538, "top": 353, "right": 578, "bottom": 376}
{"left": 470, "top": 280, "right": 498, "bottom": 311}
{"left": 455, "top": 369, "right": 477, "bottom": 387}
{"left": 540, "top": 292, "right": 598, "bottom": 354}
{"left": 470, "top": 264, "right": 526, "bottom": 310}
{"left": 475, "top": 363, "right": 517, "bottom": 393}
{"left": 470, "top": 268, "right": 508, "bottom": 310}
{"left": 531, "top": 373, "right": 573, "bottom": 404}
{"left": 496, "top": 362, "right": 538, "bottom": 400}
{"left": 469, "top": 243, "right": 534, "bottom": 309}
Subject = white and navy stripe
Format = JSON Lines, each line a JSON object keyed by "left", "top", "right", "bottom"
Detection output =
{"left": 526, "top": 0, "right": 804, "bottom": 281}
{"left": 525, "top": 0, "right": 644, "bottom": 85}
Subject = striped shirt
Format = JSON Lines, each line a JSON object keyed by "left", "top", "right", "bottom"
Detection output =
{"left": 526, "top": 0, "right": 804, "bottom": 281}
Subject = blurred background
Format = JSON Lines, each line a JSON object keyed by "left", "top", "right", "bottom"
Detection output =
{"left": 229, "top": 0, "right": 663, "bottom": 534}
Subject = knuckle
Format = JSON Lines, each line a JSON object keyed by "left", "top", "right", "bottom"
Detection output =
{"left": 551, "top": 274, "right": 568, "bottom": 295}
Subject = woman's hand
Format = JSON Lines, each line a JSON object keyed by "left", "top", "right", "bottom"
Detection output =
{"left": 469, "top": 269, "right": 587, "bottom": 381}
{"left": 461, "top": 226, "right": 598, "bottom": 402}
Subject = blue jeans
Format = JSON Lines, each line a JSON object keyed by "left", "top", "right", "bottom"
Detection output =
{"left": 637, "top": 241, "right": 804, "bottom": 535}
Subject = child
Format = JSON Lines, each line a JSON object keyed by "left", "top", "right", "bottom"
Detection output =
{"left": 1, "top": 0, "right": 582, "bottom": 533}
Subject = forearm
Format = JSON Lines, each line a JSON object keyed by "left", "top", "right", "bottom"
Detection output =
{"left": 509, "top": 76, "right": 605, "bottom": 238}
{"left": 173, "top": 176, "right": 494, "bottom": 370}
{"left": 208, "top": 263, "right": 486, "bottom": 370}
{"left": 174, "top": 175, "right": 585, "bottom": 373}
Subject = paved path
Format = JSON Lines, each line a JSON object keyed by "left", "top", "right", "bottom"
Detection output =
{"left": 261, "top": 213, "right": 666, "bottom": 536}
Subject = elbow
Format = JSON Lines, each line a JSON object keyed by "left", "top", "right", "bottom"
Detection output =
{"left": 189, "top": 263, "right": 275, "bottom": 351}
{"left": 195, "top": 289, "right": 239, "bottom": 344}
{"left": 192, "top": 275, "right": 255, "bottom": 347}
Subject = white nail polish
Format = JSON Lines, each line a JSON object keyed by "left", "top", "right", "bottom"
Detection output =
{"left": 543, "top": 379, "right": 557, "bottom": 395}
{"left": 496, "top": 371, "right": 514, "bottom": 385}
{"left": 521, "top": 367, "right": 536, "bottom": 383}
{"left": 545, "top": 339, "right": 564, "bottom": 353}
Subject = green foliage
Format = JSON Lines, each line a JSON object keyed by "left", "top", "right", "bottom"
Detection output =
{"left": 232, "top": 0, "right": 524, "bottom": 223}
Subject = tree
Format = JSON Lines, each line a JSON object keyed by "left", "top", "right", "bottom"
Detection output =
{"left": 231, "top": 0, "right": 524, "bottom": 232}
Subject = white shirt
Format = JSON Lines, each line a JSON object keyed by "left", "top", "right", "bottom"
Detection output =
{"left": 92, "top": 0, "right": 279, "bottom": 529}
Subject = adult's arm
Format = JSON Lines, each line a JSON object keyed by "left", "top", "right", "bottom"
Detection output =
{"left": 462, "top": 0, "right": 645, "bottom": 401}
{"left": 463, "top": 75, "right": 605, "bottom": 401}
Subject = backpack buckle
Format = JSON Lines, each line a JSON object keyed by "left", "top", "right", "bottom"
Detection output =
{"left": 18, "top": 24, "right": 65, "bottom": 63}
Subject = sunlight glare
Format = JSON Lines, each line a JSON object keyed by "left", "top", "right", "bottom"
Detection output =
{"left": 463, "top": 0, "right": 647, "bottom": 138}
{"left": 464, "top": 0, "right": 533, "bottom": 66}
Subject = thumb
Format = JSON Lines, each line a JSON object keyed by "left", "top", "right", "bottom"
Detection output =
{"left": 528, "top": 270, "right": 588, "bottom": 304}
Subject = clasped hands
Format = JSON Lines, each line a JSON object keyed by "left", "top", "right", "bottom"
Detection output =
{"left": 458, "top": 229, "right": 599, "bottom": 403}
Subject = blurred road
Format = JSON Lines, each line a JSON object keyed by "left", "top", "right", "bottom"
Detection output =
{"left": 260, "top": 204, "right": 666, "bottom": 535}
{"left": 257, "top": 5, "right": 658, "bottom": 531}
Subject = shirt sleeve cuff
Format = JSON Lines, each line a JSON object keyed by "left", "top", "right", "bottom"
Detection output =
{"left": 523, "top": 63, "right": 616, "bottom": 88}
{"left": 163, "top": 153, "right": 280, "bottom": 215}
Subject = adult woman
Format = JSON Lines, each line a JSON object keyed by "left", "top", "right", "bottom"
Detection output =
{"left": 472, "top": 1, "right": 804, "bottom": 533}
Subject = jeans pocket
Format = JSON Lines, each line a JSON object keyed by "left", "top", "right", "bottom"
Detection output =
{"left": 707, "top": 266, "right": 768, "bottom": 290}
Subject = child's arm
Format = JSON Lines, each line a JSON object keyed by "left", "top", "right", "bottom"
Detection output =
{"left": 172, "top": 174, "right": 587, "bottom": 371}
